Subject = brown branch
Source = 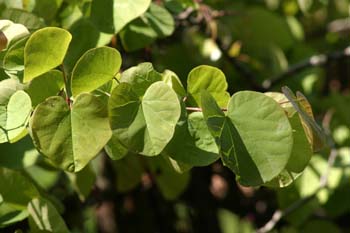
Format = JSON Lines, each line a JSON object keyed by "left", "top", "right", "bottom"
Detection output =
{"left": 257, "top": 109, "right": 337, "bottom": 233}
{"left": 263, "top": 46, "right": 350, "bottom": 89}
{"left": 257, "top": 148, "right": 338, "bottom": 233}
{"left": 60, "top": 64, "right": 71, "bottom": 106}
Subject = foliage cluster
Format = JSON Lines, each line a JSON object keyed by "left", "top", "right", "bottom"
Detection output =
{"left": 0, "top": 0, "right": 349, "bottom": 232}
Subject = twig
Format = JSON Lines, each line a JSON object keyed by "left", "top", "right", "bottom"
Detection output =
{"left": 257, "top": 110, "right": 337, "bottom": 233}
{"left": 263, "top": 46, "right": 350, "bottom": 89}
{"left": 60, "top": 64, "right": 71, "bottom": 106}
{"left": 257, "top": 148, "right": 338, "bottom": 233}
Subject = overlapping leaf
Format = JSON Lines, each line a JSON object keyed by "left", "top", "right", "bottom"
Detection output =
{"left": 0, "top": 90, "right": 32, "bottom": 143}
{"left": 187, "top": 65, "right": 230, "bottom": 108}
{"left": 28, "top": 197, "right": 69, "bottom": 233}
{"left": 120, "top": 62, "right": 162, "bottom": 96}
{"left": 90, "top": 0, "right": 151, "bottom": 33}
{"left": 26, "top": 70, "right": 64, "bottom": 106}
{"left": 120, "top": 3, "right": 175, "bottom": 51}
{"left": 109, "top": 81, "right": 181, "bottom": 156}
{"left": 202, "top": 90, "right": 293, "bottom": 186}
{"left": 30, "top": 93, "right": 112, "bottom": 172}
{"left": 164, "top": 110, "right": 220, "bottom": 166}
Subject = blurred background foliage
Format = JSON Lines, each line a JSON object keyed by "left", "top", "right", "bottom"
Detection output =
{"left": 0, "top": 0, "right": 350, "bottom": 232}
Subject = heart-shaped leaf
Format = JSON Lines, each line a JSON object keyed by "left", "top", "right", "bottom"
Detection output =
{"left": 109, "top": 81, "right": 181, "bottom": 156}
{"left": 226, "top": 91, "right": 293, "bottom": 186}
{"left": 0, "top": 90, "right": 32, "bottom": 143}
{"left": 71, "top": 46, "right": 122, "bottom": 96}
{"left": 187, "top": 65, "right": 230, "bottom": 108}
{"left": 24, "top": 27, "right": 72, "bottom": 82}
{"left": 120, "top": 62, "right": 162, "bottom": 96}
{"left": 30, "top": 93, "right": 112, "bottom": 172}
{"left": 202, "top": 90, "right": 293, "bottom": 186}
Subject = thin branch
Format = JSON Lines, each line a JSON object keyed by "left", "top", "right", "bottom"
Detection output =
{"left": 263, "top": 46, "right": 350, "bottom": 89}
{"left": 257, "top": 110, "right": 337, "bottom": 233}
{"left": 60, "top": 64, "right": 71, "bottom": 106}
{"left": 257, "top": 148, "right": 338, "bottom": 233}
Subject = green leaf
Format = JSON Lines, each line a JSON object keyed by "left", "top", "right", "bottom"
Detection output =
{"left": 64, "top": 19, "right": 100, "bottom": 72}
{"left": 90, "top": 0, "right": 151, "bottom": 33}
{"left": 285, "top": 113, "right": 312, "bottom": 173}
{"left": 30, "top": 0, "right": 63, "bottom": 22}
{"left": 120, "top": 62, "right": 162, "bottom": 96}
{"left": 217, "top": 209, "right": 254, "bottom": 233}
{"left": 3, "top": 36, "right": 27, "bottom": 73}
{"left": 0, "top": 79, "right": 24, "bottom": 103}
{"left": 26, "top": 165, "right": 60, "bottom": 191}
{"left": 27, "top": 70, "right": 64, "bottom": 107}
{"left": 282, "top": 86, "right": 328, "bottom": 151}
{"left": 112, "top": 154, "right": 143, "bottom": 192}
{"left": 109, "top": 81, "right": 181, "bottom": 156}
{"left": 113, "top": 0, "right": 152, "bottom": 33}
{"left": 148, "top": 155, "right": 190, "bottom": 200}
{"left": 161, "top": 69, "right": 186, "bottom": 97}
{"left": 1, "top": 8, "right": 45, "bottom": 30}
{"left": 0, "top": 135, "right": 40, "bottom": 169}
{"left": 24, "top": 27, "right": 72, "bottom": 82}
{"left": 71, "top": 46, "right": 121, "bottom": 96}
{"left": 226, "top": 91, "right": 293, "bottom": 186}
{"left": 0, "top": 167, "right": 40, "bottom": 208}
{"left": 187, "top": 65, "right": 230, "bottom": 108}
{"left": 120, "top": 3, "right": 175, "bottom": 51}
{"left": 66, "top": 165, "right": 96, "bottom": 201}
{"left": 30, "top": 93, "right": 112, "bottom": 172}
{"left": 164, "top": 0, "right": 198, "bottom": 13}
{"left": 141, "top": 81, "right": 181, "bottom": 155}
{"left": 164, "top": 110, "right": 219, "bottom": 166}
{"left": 0, "top": 90, "right": 32, "bottom": 143}
{"left": 105, "top": 133, "right": 129, "bottom": 160}
{"left": 28, "top": 197, "right": 69, "bottom": 233}
{"left": 202, "top": 90, "right": 293, "bottom": 186}
{"left": 0, "top": 204, "right": 28, "bottom": 228}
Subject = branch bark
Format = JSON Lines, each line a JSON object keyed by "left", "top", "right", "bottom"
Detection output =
{"left": 262, "top": 46, "right": 350, "bottom": 89}
{"left": 256, "top": 148, "right": 338, "bottom": 233}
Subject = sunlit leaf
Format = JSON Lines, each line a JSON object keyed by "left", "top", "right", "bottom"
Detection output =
{"left": 0, "top": 90, "right": 32, "bottom": 143}
{"left": 24, "top": 27, "right": 72, "bottom": 82}
{"left": 187, "top": 65, "right": 230, "bottom": 108}
{"left": 28, "top": 197, "right": 69, "bottom": 233}
{"left": 71, "top": 46, "right": 121, "bottom": 96}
